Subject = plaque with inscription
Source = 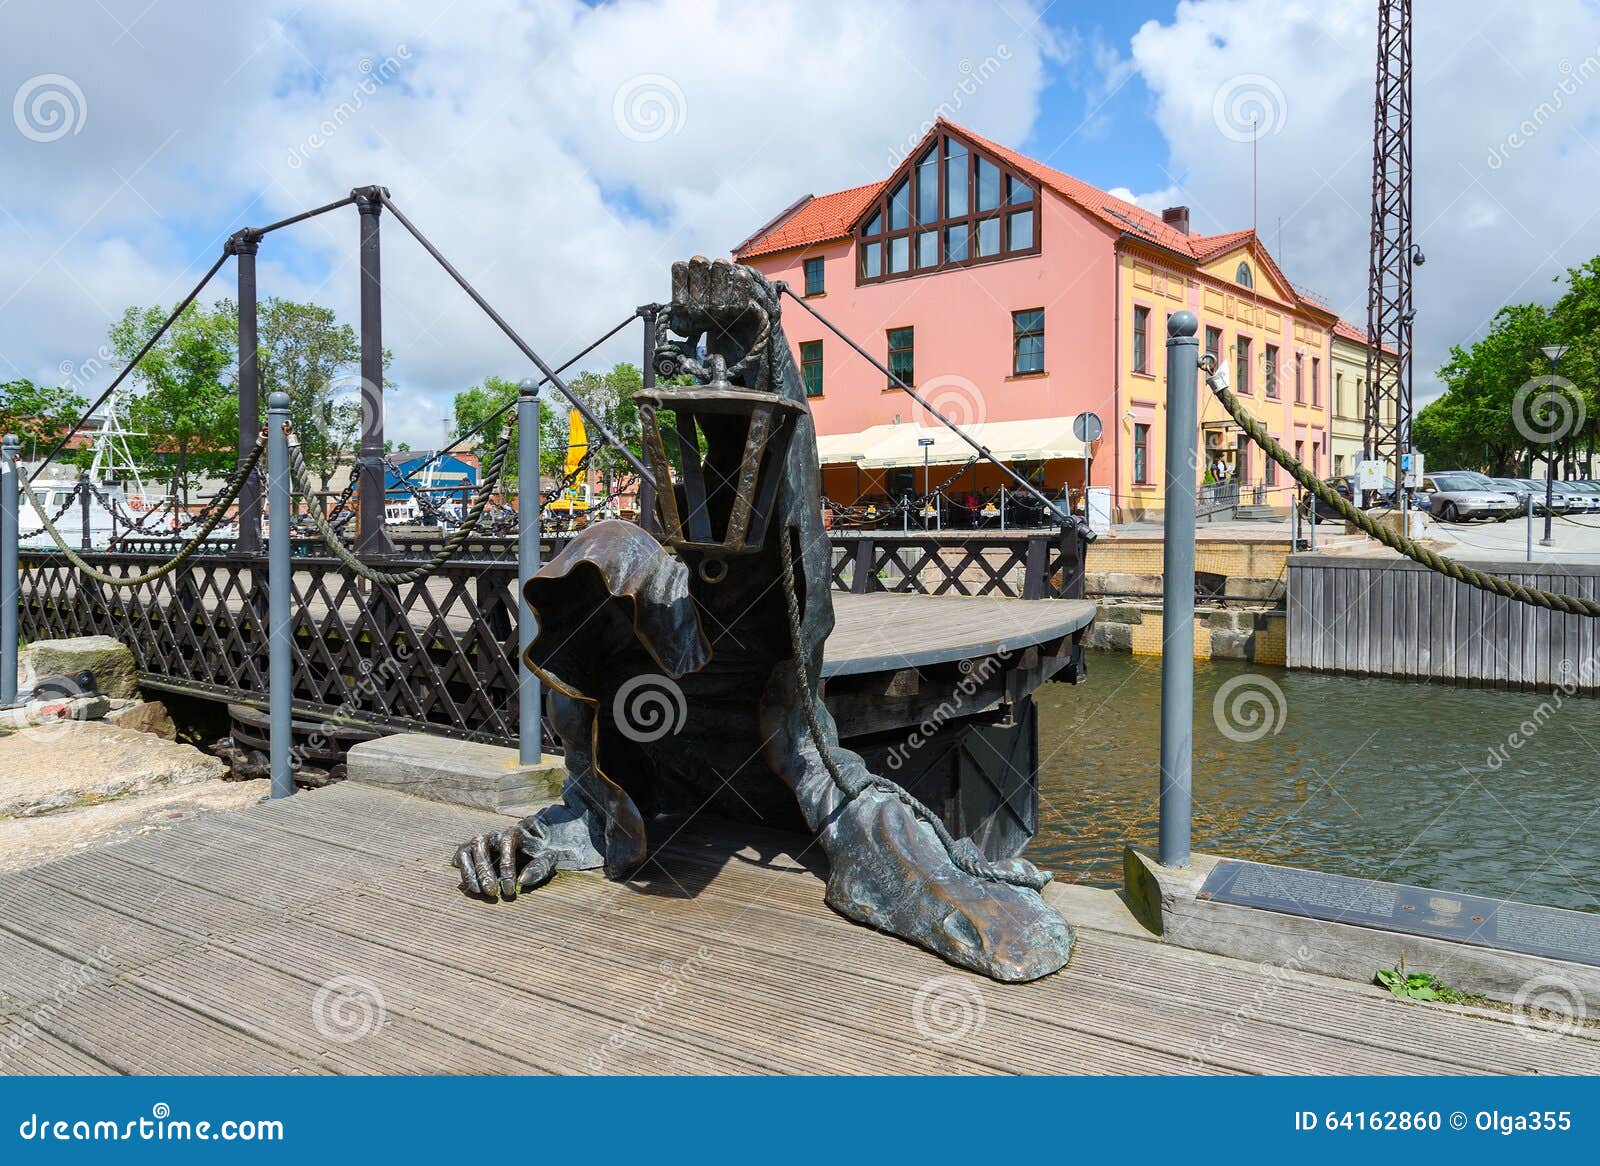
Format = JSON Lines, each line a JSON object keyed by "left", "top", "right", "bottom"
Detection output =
{"left": 1198, "top": 859, "right": 1600, "bottom": 968}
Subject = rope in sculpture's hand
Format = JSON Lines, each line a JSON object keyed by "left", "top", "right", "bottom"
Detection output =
{"left": 19, "top": 434, "right": 268, "bottom": 587}
{"left": 1203, "top": 357, "right": 1600, "bottom": 618}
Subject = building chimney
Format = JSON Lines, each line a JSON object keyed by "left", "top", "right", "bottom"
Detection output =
{"left": 1162, "top": 206, "right": 1190, "bottom": 235}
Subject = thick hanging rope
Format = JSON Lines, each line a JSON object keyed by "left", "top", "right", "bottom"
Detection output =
{"left": 1204, "top": 359, "right": 1600, "bottom": 618}
{"left": 20, "top": 434, "right": 267, "bottom": 587}
{"left": 288, "top": 426, "right": 512, "bottom": 586}
{"left": 775, "top": 528, "right": 1049, "bottom": 891}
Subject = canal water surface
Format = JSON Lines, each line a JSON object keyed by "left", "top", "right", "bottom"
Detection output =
{"left": 1029, "top": 652, "right": 1600, "bottom": 913}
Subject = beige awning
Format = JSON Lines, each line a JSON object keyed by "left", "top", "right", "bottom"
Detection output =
{"left": 815, "top": 417, "right": 1089, "bottom": 469}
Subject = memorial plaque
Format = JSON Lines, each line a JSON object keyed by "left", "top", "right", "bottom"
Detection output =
{"left": 1198, "top": 859, "right": 1600, "bottom": 968}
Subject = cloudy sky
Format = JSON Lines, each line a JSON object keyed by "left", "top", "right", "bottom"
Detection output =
{"left": 2, "top": 0, "right": 1597, "bottom": 447}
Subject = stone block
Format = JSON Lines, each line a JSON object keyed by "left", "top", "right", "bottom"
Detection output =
{"left": 20, "top": 635, "right": 139, "bottom": 699}
{"left": 105, "top": 699, "right": 177, "bottom": 740}
{"left": 346, "top": 732, "right": 566, "bottom": 816}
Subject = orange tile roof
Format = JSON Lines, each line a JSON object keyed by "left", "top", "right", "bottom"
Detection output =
{"left": 1333, "top": 317, "right": 1369, "bottom": 344}
{"left": 734, "top": 118, "right": 1333, "bottom": 317}
{"left": 734, "top": 182, "right": 885, "bottom": 260}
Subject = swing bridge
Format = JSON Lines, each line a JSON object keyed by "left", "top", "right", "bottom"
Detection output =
{"left": 3, "top": 186, "right": 1095, "bottom": 851}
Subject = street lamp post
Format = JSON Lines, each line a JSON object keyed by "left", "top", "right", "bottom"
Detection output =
{"left": 918, "top": 437, "right": 935, "bottom": 532}
{"left": 1539, "top": 344, "right": 1570, "bottom": 548}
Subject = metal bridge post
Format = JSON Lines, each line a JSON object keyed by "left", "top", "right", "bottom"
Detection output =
{"left": 636, "top": 304, "right": 659, "bottom": 534}
{"left": 78, "top": 471, "right": 91, "bottom": 550}
{"left": 353, "top": 187, "right": 395, "bottom": 556}
{"left": 233, "top": 229, "right": 263, "bottom": 553}
{"left": 1, "top": 435, "right": 17, "bottom": 707}
{"left": 517, "top": 378, "right": 543, "bottom": 766}
{"left": 267, "top": 392, "right": 294, "bottom": 799}
{"left": 1159, "top": 311, "right": 1199, "bottom": 868}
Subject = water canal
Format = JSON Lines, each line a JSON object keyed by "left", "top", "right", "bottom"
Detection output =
{"left": 1030, "top": 652, "right": 1600, "bottom": 913}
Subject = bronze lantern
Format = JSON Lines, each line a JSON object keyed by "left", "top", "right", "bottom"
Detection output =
{"left": 635, "top": 353, "right": 803, "bottom": 583}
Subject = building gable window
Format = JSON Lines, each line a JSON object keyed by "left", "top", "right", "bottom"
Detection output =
{"left": 800, "top": 340, "right": 823, "bottom": 397}
{"left": 1235, "top": 261, "right": 1253, "bottom": 288}
{"left": 887, "top": 327, "right": 914, "bottom": 388}
{"left": 857, "top": 129, "right": 1039, "bottom": 285}
{"left": 803, "top": 257, "right": 825, "bottom": 297}
{"left": 1012, "top": 308, "right": 1044, "bottom": 375}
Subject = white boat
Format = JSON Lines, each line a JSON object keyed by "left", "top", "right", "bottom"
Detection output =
{"left": 19, "top": 476, "right": 123, "bottom": 550}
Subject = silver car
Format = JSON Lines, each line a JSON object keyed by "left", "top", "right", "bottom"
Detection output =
{"left": 1421, "top": 472, "right": 1519, "bottom": 522}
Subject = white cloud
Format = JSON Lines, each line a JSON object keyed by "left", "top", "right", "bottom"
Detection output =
{"left": 1126, "top": 0, "right": 1600, "bottom": 400}
{"left": 0, "top": 0, "right": 1058, "bottom": 448}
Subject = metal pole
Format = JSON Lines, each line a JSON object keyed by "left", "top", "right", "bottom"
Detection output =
{"left": 1527, "top": 491, "right": 1534, "bottom": 561}
{"left": 923, "top": 446, "right": 930, "bottom": 532}
{"left": 78, "top": 471, "right": 91, "bottom": 550}
{"left": 1159, "top": 311, "right": 1199, "bottom": 868}
{"left": 637, "top": 304, "right": 659, "bottom": 533}
{"left": 517, "top": 377, "right": 542, "bottom": 766}
{"left": 267, "top": 392, "right": 294, "bottom": 799}
{"left": 1, "top": 435, "right": 17, "bottom": 707}
{"left": 354, "top": 187, "right": 394, "bottom": 555}
{"left": 1308, "top": 485, "right": 1316, "bottom": 549}
{"left": 233, "top": 230, "right": 263, "bottom": 553}
{"left": 1541, "top": 450, "right": 1554, "bottom": 547}
{"left": 1000, "top": 484, "right": 1007, "bottom": 530}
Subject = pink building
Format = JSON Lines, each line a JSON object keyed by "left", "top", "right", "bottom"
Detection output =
{"left": 735, "top": 118, "right": 1341, "bottom": 521}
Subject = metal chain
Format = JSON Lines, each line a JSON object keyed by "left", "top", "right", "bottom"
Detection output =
{"left": 19, "top": 434, "right": 267, "bottom": 587}
{"left": 15, "top": 481, "right": 88, "bottom": 540}
{"left": 1205, "top": 361, "right": 1600, "bottom": 618}
{"left": 775, "top": 527, "right": 1049, "bottom": 891}
{"left": 289, "top": 426, "right": 512, "bottom": 586}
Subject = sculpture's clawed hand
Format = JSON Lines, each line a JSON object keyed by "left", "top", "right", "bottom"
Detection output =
{"left": 454, "top": 824, "right": 555, "bottom": 901}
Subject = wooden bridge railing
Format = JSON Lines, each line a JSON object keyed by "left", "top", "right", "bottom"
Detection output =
{"left": 18, "top": 529, "right": 1087, "bottom": 746}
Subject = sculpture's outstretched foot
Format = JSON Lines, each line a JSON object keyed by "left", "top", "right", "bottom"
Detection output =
{"left": 821, "top": 788, "right": 1072, "bottom": 983}
{"left": 454, "top": 799, "right": 607, "bottom": 901}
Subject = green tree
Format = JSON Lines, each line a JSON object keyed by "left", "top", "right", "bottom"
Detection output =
{"left": 110, "top": 302, "right": 238, "bottom": 505}
{"left": 0, "top": 379, "right": 88, "bottom": 461}
{"left": 243, "top": 298, "right": 383, "bottom": 492}
{"left": 1417, "top": 303, "right": 1556, "bottom": 475}
{"left": 451, "top": 375, "right": 562, "bottom": 486}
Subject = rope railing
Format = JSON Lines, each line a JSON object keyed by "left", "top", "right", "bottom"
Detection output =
{"left": 19, "top": 433, "right": 267, "bottom": 587}
{"left": 1204, "top": 356, "right": 1600, "bottom": 618}
{"left": 288, "top": 426, "right": 513, "bottom": 586}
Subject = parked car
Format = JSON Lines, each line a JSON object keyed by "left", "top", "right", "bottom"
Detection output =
{"left": 1515, "top": 478, "right": 1584, "bottom": 515}
{"left": 1420, "top": 472, "right": 1520, "bottom": 522}
{"left": 1297, "top": 473, "right": 1395, "bottom": 521}
{"left": 1561, "top": 480, "right": 1600, "bottom": 514}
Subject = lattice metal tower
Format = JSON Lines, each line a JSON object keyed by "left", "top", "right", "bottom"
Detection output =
{"left": 1363, "top": 0, "right": 1418, "bottom": 478}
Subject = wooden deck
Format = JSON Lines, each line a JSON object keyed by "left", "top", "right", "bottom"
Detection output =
{"left": 2, "top": 782, "right": 1596, "bottom": 1075}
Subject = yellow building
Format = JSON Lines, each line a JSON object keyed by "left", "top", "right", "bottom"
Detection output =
{"left": 1328, "top": 319, "right": 1394, "bottom": 478}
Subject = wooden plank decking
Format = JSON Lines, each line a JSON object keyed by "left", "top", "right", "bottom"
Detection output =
{"left": 2, "top": 782, "right": 1596, "bottom": 1075}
